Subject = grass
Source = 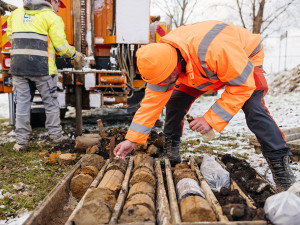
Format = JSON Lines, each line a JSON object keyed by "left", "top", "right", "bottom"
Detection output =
{"left": 0, "top": 140, "right": 74, "bottom": 220}
{"left": 180, "top": 138, "right": 228, "bottom": 156}
{"left": 233, "top": 152, "right": 249, "bottom": 159}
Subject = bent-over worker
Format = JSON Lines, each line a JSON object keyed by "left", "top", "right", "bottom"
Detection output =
{"left": 7, "top": 0, "right": 84, "bottom": 151}
{"left": 114, "top": 20, "right": 296, "bottom": 192}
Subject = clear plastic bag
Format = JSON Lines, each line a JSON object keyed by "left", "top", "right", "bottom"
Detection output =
{"left": 176, "top": 178, "right": 205, "bottom": 203}
{"left": 264, "top": 182, "right": 300, "bottom": 225}
{"left": 200, "top": 154, "right": 230, "bottom": 192}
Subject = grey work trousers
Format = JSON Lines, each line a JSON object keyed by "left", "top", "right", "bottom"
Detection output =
{"left": 12, "top": 75, "right": 63, "bottom": 145}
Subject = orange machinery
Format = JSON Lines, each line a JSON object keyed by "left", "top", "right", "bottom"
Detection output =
{"left": 0, "top": 0, "right": 170, "bottom": 134}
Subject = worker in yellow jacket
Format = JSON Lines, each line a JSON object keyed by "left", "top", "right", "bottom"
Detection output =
{"left": 7, "top": 0, "right": 84, "bottom": 151}
{"left": 114, "top": 20, "right": 295, "bottom": 191}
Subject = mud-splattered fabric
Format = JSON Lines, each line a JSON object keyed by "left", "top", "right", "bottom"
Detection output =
{"left": 12, "top": 75, "right": 63, "bottom": 145}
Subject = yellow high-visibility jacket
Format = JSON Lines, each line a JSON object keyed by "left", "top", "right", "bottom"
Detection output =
{"left": 7, "top": 1, "right": 75, "bottom": 76}
{"left": 126, "top": 20, "right": 264, "bottom": 143}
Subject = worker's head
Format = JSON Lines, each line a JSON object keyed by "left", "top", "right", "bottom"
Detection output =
{"left": 48, "top": 0, "right": 66, "bottom": 12}
{"left": 136, "top": 43, "right": 180, "bottom": 84}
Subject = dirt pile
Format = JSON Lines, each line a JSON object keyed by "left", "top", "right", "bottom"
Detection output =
{"left": 214, "top": 187, "right": 265, "bottom": 221}
{"left": 221, "top": 154, "right": 273, "bottom": 208}
{"left": 267, "top": 64, "right": 300, "bottom": 95}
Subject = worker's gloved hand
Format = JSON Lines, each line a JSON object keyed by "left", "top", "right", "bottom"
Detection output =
{"left": 113, "top": 140, "right": 136, "bottom": 160}
{"left": 72, "top": 51, "right": 85, "bottom": 70}
{"left": 189, "top": 116, "right": 212, "bottom": 134}
{"left": 7, "top": 4, "right": 17, "bottom": 12}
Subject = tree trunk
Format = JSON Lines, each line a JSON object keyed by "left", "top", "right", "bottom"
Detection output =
{"left": 252, "top": 0, "right": 265, "bottom": 33}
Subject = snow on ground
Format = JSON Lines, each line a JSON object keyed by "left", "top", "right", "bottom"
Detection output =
{"left": 0, "top": 212, "right": 31, "bottom": 225}
{"left": 179, "top": 71, "right": 300, "bottom": 183}
{"left": 0, "top": 67, "right": 300, "bottom": 223}
{"left": 0, "top": 94, "right": 9, "bottom": 119}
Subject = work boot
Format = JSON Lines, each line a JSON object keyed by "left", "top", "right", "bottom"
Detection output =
{"left": 265, "top": 155, "right": 296, "bottom": 192}
{"left": 164, "top": 135, "right": 181, "bottom": 167}
{"left": 13, "top": 143, "right": 27, "bottom": 152}
{"left": 51, "top": 135, "right": 71, "bottom": 145}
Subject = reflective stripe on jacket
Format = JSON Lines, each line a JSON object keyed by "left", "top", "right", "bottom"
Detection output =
{"left": 126, "top": 20, "right": 264, "bottom": 143}
{"left": 7, "top": 1, "right": 75, "bottom": 76}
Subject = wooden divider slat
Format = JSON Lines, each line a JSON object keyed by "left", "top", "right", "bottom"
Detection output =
{"left": 190, "top": 157, "right": 228, "bottom": 222}
{"left": 155, "top": 160, "right": 172, "bottom": 225}
{"left": 165, "top": 158, "right": 182, "bottom": 224}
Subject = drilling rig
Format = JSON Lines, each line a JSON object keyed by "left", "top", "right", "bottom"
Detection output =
{"left": 0, "top": 0, "right": 169, "bottom": 135}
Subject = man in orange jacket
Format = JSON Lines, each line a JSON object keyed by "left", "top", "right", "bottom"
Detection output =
{"left": 114, "top": 20, "right": 295, "bottom": 191}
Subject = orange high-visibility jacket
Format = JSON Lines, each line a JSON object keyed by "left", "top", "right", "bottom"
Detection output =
{"left": 126, "top": 20, "right": 264, "bottom": 143}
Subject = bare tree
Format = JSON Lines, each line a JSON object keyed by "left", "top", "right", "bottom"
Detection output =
{"left": 235, "top": 0, "right": 299, "bottom": 35}
{"left": 0, "top": 0, "right": 17, "bottom": 15}
{"left": 152, "top": 0, "right": 199, "bottom": 28}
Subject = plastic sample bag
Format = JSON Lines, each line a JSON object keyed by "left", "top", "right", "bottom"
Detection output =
{"left": 176, "top": 178, "right": 205, "bottom": 203}
{"left": 264, "top": 182, "right": 300, "bottom": 225}
{"left": 200, "top": 154, "right": 230, "bottom": 192}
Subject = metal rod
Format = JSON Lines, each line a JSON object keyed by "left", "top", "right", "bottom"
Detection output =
{"left": 75, "top": 76, "right": 82, "bottom": 137}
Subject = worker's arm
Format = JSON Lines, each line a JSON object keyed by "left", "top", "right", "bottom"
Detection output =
{"left": 47, "top": 13, "right": 75, "bottom": 58}
{"left": 202, "top": 38, "right": 256, "bottom": 132}
{"left": 126, "top": 84, "right": 175, "bottom": 143}
{"left": 114, "top": 83, "right": 174, "bottom": 158}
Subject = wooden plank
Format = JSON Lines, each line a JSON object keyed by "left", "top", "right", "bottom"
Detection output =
{"left": 109, "top": 157, "right": 134, "bottom": 225}
{"left": 23, "top": 159, "right": 82, "bottom": 225}
{"left": 285, "top": 132, "right": 300, "bottom": 142}
{"left": 230, "top": 181, "right": 256, "bottom": 209}
{"left": 66, "top": 159, "right": 110, "bottom": 224}
{"left": 190, "top": 157, "right": 228, "bottom": 222}
{"left": 282, "top": 127, "right": 300, "bottom": 135}
{"left": 164, "top": 158, "right": 182, "bottom": 224}
{"left": 289, "top": 139, "right": 300, "bottom": 145}
{"left": 155, "top": 160, "right": 172, "bottom": 225}
{"left": 109, "top": 136, "right": 116, "bottom": 162}
{"left": 97, "top": 119, "right": 107, "bottom": 138}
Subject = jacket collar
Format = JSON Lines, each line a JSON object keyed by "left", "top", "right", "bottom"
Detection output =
{"left": 24, "top": 0, "right": 52, "bottom": 11}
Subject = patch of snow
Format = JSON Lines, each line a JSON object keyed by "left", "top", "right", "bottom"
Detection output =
{"left": 178, "top": 75, "right": 300, "bottom": 182}
{"left": 0, "top": 211, "right": 31, "bottom": 225}
{"left": 0, "top": 94, "right": 9, "bottom": 119}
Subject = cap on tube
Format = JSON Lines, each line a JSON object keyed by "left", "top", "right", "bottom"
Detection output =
{"left": 136, "top": 43, "right": 177, "bottom": 84}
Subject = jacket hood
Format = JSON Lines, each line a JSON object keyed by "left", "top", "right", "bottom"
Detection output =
{"left": 24, "top": 0, "right": 53, "bottom": 11}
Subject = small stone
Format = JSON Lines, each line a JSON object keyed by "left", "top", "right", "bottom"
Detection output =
{"left": 13, "top": 182, "right": 25, "bottom": 191}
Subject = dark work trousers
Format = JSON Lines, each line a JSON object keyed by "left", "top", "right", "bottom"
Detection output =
{"left": 164, "top": 67, "right": 291, "bottom": 159}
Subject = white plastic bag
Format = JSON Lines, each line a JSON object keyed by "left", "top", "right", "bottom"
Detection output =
{"left": 200, "top": 154, "right": 230, "bottom": 192}
{"left": 264, "top": 182, "right": 300, "bottom": 225}
{"left": 176, "top": 178, "right": 205, "bottom": 203}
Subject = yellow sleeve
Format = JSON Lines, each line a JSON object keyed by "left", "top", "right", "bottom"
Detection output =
{"left": 47, "top": 12, "right": 75, "bottom": 57}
